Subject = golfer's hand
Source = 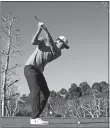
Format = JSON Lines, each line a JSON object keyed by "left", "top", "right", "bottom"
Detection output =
{"left": 38, "top": 22, "right": 44, "bottom": 29}
{"left": 38, "top": 22, "right": 47, "bottom": 30}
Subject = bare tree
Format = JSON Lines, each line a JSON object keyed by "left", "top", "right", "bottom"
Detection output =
{"left": 64, "top": 99, "right": 80, "bottom": 118}
{"left": 79, "top": 89, "right": 109, "bottom": 118}
{"left": 1, "top": 13, "right": 23, "bottom": 116}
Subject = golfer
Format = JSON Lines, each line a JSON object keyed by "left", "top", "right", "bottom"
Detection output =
{"left": 24, "top": 22, "right": 69, "bottom": 125}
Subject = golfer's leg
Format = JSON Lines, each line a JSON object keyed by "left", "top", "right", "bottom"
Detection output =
{"left": 36, "top": 75, "right": 50, "bottom": 117}
{"left": 24, "top": 67, "right": 40, "bottom": 119}
{"left": 26, "top": 75, "right": 41, "bottom": 118}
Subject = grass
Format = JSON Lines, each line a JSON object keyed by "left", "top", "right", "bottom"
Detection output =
{"left": 1, "top": 116, "right": 109, "bottom": 128}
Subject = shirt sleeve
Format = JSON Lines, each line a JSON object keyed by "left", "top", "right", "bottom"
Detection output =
{"left": 49, "top": 48, "right": 61, "bottom": 62}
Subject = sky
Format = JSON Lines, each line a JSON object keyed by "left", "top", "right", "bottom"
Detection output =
{"left": 1, "top": 1, "right": 109, "bottom": 95}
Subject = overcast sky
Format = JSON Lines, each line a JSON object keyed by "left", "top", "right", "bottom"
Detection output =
{"left": 1, "top": 1, "right": 108, "bottom": 95}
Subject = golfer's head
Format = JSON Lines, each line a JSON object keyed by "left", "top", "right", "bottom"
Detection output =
{"left": 55, "top": 36, "right": 69, "bottom": 50}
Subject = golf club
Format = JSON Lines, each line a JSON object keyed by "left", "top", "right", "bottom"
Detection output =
{"left": 35, "top": 16, "right": 40, "bottom": 22}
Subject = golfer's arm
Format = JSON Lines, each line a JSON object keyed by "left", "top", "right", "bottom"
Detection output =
{"left": 31, "top": 27, "right": 42, "bottom": 45}
{"left": 45, "top": 28, "right": 57, "bottom": 54}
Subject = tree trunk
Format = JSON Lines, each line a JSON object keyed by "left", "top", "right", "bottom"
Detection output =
{"left": 2, "top": 25, "right": 12, "bottom": 116}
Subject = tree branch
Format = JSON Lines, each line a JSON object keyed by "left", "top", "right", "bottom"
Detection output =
{"left": 0, "top": 36, "right": 8, "bottom": 45}
{"left": 13, "top": 50, "right": 23, "bottom": 56}
{"left": 1, "top": 26, "right": 9, "bottom": 37}
{"left": 2, "top": 79, "right": 19, "bottom": 91}
{"left": 8, "top": 64, "right": 21, "bottom": 71}
{"left": 1, "top": 14, "right": 7, "bottom": 22}
{"left": 1, "top": 50, "right": 8, "bottom": 56}
{"left": 8, "top": 79, "right": 19, "bottom": 88}
{"left": 1, "top": 66, "right": 5, "bottom": 71}
{"left": 7, "top": 71, "right": 18, "bottom": 77}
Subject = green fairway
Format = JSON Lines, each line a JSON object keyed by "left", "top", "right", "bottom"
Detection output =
{"left": 1, "top": 117, "right": 109, "bottom": 128}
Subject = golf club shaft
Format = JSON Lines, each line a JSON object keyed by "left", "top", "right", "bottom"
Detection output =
{"left": 35, "top": 16, "right": 40, "bottom": 22}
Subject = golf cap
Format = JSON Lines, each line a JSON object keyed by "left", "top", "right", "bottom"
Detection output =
{"left": 58, "top": 36, "right": 69, "bottom": 49}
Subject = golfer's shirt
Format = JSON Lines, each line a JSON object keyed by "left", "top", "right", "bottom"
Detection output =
{"left": 25, "top": 37, "right": 61, "bottom": 73}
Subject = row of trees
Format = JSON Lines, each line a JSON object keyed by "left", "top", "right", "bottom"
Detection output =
{"left": 49, "top": 81, "right": 109, "bottom": 118}
{"left": 14, "top": 81, "right": 109, "bottom": 118}
{"left": 59, "top": 81, "right": 108, "bottom": 99}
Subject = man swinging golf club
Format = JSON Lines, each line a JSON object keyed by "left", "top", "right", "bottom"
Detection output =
{"left": 24, "top": 18, "right": 69, "bottom": 125}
